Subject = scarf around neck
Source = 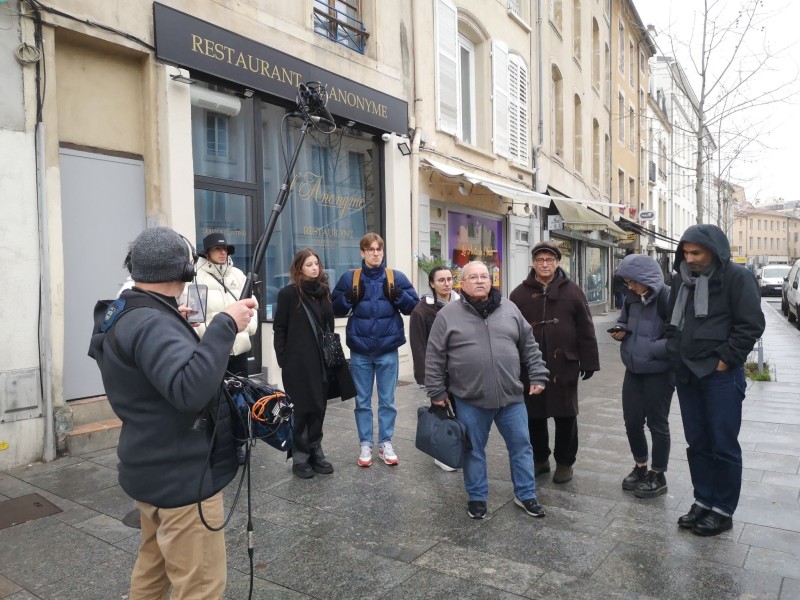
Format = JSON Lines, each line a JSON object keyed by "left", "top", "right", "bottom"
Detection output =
{"left": 670, "top": 261, "right": 715, "bottom": 329}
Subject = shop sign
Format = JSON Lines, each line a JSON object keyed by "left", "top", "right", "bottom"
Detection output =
{"left": 639, "top": 210, "right": 655, "bottom": 221}
{"left": 547, "top": 214, "right": 564, "bottom": 231}
{"left": 153, "top": 3, "right": 408, "bottom": 134}
{"left": 732, "top": 256, "right": 747, "bottom": 264}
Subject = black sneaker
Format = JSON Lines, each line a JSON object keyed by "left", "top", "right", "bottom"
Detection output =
{"left": 692, "top": 511, "right": 733, "bottom": 537}
{"left": 633, "top": 470, "right": 667, "bottom": 499}
{"left": 467, "top": 500, "right": 487, "bottom": 519}
{"left": 514, "top": 497, "right": 546, "bottom": 517}
{"left": 678, "top": 503, "right": 710, "bottom": 528}
{"left": 621, "top": 465, "right": 648, "bottom": 490}
{"left": 292, "top": 462, "right": 315, "bottom": 479}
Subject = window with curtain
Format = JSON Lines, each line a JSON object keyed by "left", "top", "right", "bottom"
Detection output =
{"left": 551, "top": 65, "right": 564, "bottom": 157}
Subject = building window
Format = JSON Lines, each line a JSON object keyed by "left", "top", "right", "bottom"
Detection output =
{"left": 591, "top": 19, "right": 600, "bottom": 91}
{"left": 629, "top": 177, "right": 636, "bottom": 209}
{"left": 550, "top": 0, "right": 563, "bottom": 31}
{"left": 458, "top": 36, "right": 477, "bottom": 144}
{"left": 508, "top": 53, "right": 530, "bottom": 166}
{"left": 592, "top": 118, "right": 600, "bottom": 187}
{"left": 639, "top": 48, "right": 646, "bottom": 73}
{"left": 629, "top": 40, "right": 634, "bottom": 85}
{"left": 573, "top": 95, "right": 583, "bottom": 172}
{"left": 573, "top": 0, "right": 582, "bottom": 61}
{"left": 629, "top": 106, "right": 635, "bottom": 151}
{"left": 507, "top": 0, "right": 529, "bottom": 22}
{"left": 206, "top": 113, "right": 229, "bottom": 159}
{"left": 604, "top": 42, "right": 611, "bottom": 106}
{"left": 313, "top": 0, "right": 368, "bottom": 54}
{"left": 551, "top": 64, "right": 564, "bottom": 157}
{"left": 618, "top": 20, "right": 624, "bottom": 72}
{"left": 605, "top": 133, "right": 611, "bottom": 196}
{"left": 618, "top": 92, "right": 625, "bottom": 141}
{"left": 618, "top": 169, "right": 625, "bottom": 205}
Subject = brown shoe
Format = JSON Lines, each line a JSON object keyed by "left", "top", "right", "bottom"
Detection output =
{"left": 553, "top": 464, "right": 573, "bottom": 483}
{"left": 534, "top": 459, "right": 551, "bottom": 478}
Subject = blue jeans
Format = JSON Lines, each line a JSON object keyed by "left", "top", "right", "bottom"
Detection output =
{"left": 676, "top": 366, "right": 746, "bottom": 516}
{"left": 350, "top": 351, "right": 399, "bottom": 447}
{"left": 454, "top": 399, "right": 537, "bottom": 502}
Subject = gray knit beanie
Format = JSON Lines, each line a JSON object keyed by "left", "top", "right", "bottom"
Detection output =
{"left": 129, "top": 227, "right": 191, "bottom": 283}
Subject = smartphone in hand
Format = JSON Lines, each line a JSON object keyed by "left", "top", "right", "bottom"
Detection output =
{"left": 607, "top": 325, "right": 630, "bottom": 334}
{"left": 186, "top": 284, "right": 208, "bottom": 324}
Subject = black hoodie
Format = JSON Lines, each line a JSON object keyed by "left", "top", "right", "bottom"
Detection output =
{"left": 667, "top": 224, "right": 765, "bottom": 380}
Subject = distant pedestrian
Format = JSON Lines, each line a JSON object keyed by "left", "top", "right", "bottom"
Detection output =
{"left": 509, "top": 241, "right": 599, "bottom": 484}
{"left": 332, "top": 233, "right": 419, "bottom": 467}
{"left": 667, "top": 224, "right": 764, "bottom": 536}
{"left": 409, "top": 265, "right": 460, "bottom": 471}
{"left": 425, "top": 261, "right": 549, "bottom": 519}
{"left": 274, "top": 248, "right": 356, "bottom": 479}
{"left": 611, "top": 254, "right": 674, "bottom": 498}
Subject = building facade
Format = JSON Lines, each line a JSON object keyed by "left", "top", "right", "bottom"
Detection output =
{"left": 731, "top": 204, "right": 800, "bottom": 267}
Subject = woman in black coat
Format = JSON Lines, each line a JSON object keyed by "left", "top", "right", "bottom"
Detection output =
{"left": 274, "top": 248, "right": 355, "bottom": 479}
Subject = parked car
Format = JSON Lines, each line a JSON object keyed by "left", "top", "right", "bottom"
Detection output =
{"left": 758, "top": 264, "right": 792, "bottom": 297}
{"left": 782, "top": 259, "right": 800, "bottom": 323}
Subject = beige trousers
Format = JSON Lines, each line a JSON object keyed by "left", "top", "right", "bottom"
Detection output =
{"left": 129, "top": 491, "right": 227, "bottom": 600}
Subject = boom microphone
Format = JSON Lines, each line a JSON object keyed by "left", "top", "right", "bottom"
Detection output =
{"left": 297, "top": 82, "right": 336, "bottom": 130}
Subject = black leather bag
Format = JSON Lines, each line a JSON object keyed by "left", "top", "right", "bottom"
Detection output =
{"left": 321, "top": 331, "right": 346, "bottom": 368}
{"left": 415, "top": 404, "right": 469, "bottom": 469}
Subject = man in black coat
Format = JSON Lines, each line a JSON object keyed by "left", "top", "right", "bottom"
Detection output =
{"left": 667, "top": 224, "right": 765, "bottom": 537}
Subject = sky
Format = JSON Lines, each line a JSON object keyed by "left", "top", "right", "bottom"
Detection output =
{"left": 635, "top": 0, "right": 800, "bottom": 204}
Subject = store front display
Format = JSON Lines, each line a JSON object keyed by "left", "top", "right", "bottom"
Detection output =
{"left": 448, "top": 211, "right": 503, "bottom": 289}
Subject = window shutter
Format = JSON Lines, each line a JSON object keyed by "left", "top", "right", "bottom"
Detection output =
{"left": 435, "top": 0, "right": 458, "bottom": 135}
{"left": 508, "top": 54, "right": 529, "bottom": 166}
{"left": 492, "top": 41, "right": 509, "bottom": 158}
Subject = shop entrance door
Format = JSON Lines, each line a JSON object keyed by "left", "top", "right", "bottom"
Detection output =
{"left": 60, "top": 149, "right": 146, "bottom": 400}
{"left": 508, "top": 216, "right": 532, "bottom": 290}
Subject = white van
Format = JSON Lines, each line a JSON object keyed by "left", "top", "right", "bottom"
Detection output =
{"left": 757, "top": 264, "right": 791, "bottom": 297}
{"left": 782, "top": 259, "right": 800, "bottom": 323}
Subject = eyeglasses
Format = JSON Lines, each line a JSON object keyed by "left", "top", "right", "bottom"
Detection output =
{"left": 364, "top": 246, "right": 384, "bottom": 254}
{"left": 534, "top": 257, "right": 556, "bottom": 264}
{"left": 465, "top": 274, "right": 491, "bottom": 282}
{"left": 434, "top": 277, "right": 453, "bottom": 284}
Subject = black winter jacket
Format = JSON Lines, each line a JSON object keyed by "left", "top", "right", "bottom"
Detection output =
{"left": 666, "top": 224, "right": 765, "bottom": 380}
{"left": 88, "top": 289, "right": 239, "bottom": 508}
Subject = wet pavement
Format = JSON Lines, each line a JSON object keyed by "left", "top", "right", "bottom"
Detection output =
{"left": 1, "top": 299, "right": 799, "bottom": 599}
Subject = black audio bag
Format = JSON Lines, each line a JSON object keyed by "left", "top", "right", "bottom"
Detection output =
{"left": 415, "top": 403, "right": 470, "bottom": 469}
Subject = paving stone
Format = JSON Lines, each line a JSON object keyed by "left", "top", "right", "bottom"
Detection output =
{"left": 525, "top": 570, "right": 642, "bottom": 600}
{"left": 0, "top": 574, "right": 23, "bottom": 598}
{"left": 224, "top": 569, "right": 313, "bottom": 600}
{"left": 30, "top": 553, "right": 135, "bottom": 600}
{"left": 745, "top": 546, "right": 800, "bottom": 579}
{"left": 381, "top": 566, "right": 528, "bottom": 600}
{"left": 14, "top": 462, "right": 119, "bottom": 502}
{"left": 781, "top": 578, "right": 800, "bottom": 600}
{"left": 73, "top": 513, "right": 139, "bottom": 545}
{"left": 739, "top": 479, "right": 800, "bottom": 505}
{"left": 740, "top": 524, "right": 800, "bottom": 556}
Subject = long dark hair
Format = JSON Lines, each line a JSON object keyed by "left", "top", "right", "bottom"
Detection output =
{"left": 428, "top": 265, "right": 452, "bottom": 292}
{"left": 289, "top": 248, "right": 328, "bottom": 303}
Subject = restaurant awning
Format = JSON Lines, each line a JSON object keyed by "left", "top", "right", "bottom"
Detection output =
{"left": 420, "top": 157, "right": 552, "bottom": 208}
{"left": 552, "top": 199, "right": 627, "bottom": 237}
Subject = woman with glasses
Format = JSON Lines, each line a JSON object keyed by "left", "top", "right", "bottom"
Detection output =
{"left": 410, "top": 265, "right": 461, "bottom": 471}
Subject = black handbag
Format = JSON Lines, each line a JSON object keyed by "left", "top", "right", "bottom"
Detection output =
{"left": 415, "top": 403, "right": 469, "bottom": 469}
{"left": 301, "top": 301, "right": 346, "bottom": 368}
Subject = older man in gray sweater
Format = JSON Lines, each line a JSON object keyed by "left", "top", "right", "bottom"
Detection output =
{"left": 426, "top": 261, "right": 549, "bottom": 520}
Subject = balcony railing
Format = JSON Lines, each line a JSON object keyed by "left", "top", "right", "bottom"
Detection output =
{"left": 313, "top": 0, "right": 369, "bottom": 54}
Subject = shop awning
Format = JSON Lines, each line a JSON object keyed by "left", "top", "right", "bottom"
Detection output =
{"left": 552, "top": 199, "right": 627, "bottom": 237}
{"left": 420, "top": 157, "right": 551, "bottom": 208}
{"left": 616, "top": 216, "right": 680, "bottom": 245}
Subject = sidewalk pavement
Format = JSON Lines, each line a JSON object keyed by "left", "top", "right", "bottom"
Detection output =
{"left": 1, "top": 301, "right": 799, "bottom": 599}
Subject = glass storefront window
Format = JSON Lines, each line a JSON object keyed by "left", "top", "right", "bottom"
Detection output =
{"left": 551, "top": 237, "right": 574, "bottom": 278}
{"left": 585, "top": 245, "right": 608, "bottom": 302}
{"left": 447, "top": 211, "right": 503, "bottom": 290}
{"left": 190, "top": 85, "right": 255, "bottom": 182}
{"left": 260, "top": 106, "right": 381, "bottom": 313}
{"left": 194, "top": 190, "right": 253, "bottom": 272}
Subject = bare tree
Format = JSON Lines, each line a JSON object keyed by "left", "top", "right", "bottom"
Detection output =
{"left": 658, "top": 0, "right": 798, "bottom": 223}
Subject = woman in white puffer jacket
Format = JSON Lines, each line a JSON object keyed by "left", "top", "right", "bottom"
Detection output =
{"left": 192, "top": 233, "right": 259, "bottom": 376}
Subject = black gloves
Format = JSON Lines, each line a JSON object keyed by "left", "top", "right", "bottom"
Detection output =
{"left": 345, "top": 280, "right": 365, "bottom": 305}
{"left": 384, "top": 281, "right": 402, "bottom": 302}
{"left": 580, "top": 370, "right": 595, "bottom": 381}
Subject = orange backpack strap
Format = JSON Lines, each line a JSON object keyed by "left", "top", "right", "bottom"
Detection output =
{"left": 385, "top": 268, "right": 395, "bottom": 297}
{"left": 352, "top": 268, "right": 362, "bottom": 302}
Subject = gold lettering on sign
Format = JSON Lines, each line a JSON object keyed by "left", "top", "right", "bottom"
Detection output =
{"left": 327, "top": 85, "right": 389, "bottom": 119}
{"left": 291, "top": 171, "right": 367, "bottom": 219}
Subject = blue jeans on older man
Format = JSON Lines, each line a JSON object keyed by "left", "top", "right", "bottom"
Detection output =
{"left": 349, "top": 350, "right": 399, "bottom": 447}
{"left": 676, "top": 366, "right": 746, "bottom": 516}
{"left": 454, "top": 398, "right": 537, "bottom": 502}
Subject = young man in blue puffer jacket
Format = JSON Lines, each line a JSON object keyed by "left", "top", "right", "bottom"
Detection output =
{"left": 332, "top": 233, "right": 419, "bottom": 467}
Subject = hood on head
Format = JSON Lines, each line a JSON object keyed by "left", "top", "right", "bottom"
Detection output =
{"left": 615, "top": 254, "right": 665, "bottom": 291}
{"left": 674, "top": 224, "right": 731, "bottom": 270}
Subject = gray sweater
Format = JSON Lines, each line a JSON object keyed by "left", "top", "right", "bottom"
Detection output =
{"left": 425, "top": 295, "right": 549, "bottom": 409}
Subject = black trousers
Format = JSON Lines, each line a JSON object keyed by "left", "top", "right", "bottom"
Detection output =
{"left": 529, "top": 416, "right": 578, "bottom": 466}
{"left": 292, "top": 406, "right": 327, "bottom": 464}
{"left": 621, "top": 370, "right": 674, "bottom": 471}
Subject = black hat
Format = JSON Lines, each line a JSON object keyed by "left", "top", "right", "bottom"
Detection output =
{"left": 201, "top": 233, "right": 236, "bottom": 257}
{"left": 129, "top": 227, "right": 192, "bottom": 283}
{"left": 531, "top": 241, "right": 562, "bottom": 261}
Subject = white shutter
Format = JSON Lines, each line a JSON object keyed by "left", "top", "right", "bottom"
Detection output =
{"left": 508, "top": 54, "right": 529, "bottom": 166}
{"left": 492, "top": 41, "right": 509, "bottom": 158}
{"left": 435, "top": 0, "right": 458, "bottom": 135}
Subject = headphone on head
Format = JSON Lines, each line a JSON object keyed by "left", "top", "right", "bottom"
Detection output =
{"left": 122, "top": 232, "right": 197, "bottom": 283}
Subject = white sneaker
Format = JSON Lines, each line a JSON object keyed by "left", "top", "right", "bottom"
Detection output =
{"left": 434, "top": 459, "right": 457, "bottom": 472}
{"left": 378, "top": 441, "right": 399, "bottom": 465}
{"left": 358, "top": 445, "right": 372, "bottom": 467}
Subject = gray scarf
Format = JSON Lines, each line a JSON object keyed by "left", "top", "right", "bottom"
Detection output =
{"left": 670, "top": 261, "right": 715, "bottom": 329}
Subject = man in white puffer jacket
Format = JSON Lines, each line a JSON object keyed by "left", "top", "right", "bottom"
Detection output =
{"left": 191, "top": 233, "right": 259, "bottom": 377}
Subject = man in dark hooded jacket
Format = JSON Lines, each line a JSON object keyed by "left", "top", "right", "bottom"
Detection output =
{"left": 88, "top": 226, "right": 256, "bottom": 598}
{"left": 667, "top": 224, "right": 764, "bottom": 536}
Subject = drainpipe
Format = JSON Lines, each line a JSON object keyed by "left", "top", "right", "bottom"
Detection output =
{"left": 534, "top": 0, "right": 545, "bottom": 232}
{"left": 409, "top": 0, "right": 425, "bottom": 290}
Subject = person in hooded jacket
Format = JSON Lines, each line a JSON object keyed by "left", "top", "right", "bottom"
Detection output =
{"left": 410, "top": 265, "right": 460, "bottom": 471}
{"left": 666, "top": 224, "right": 764, "bottom": 536}
{"left": 193, "top": 233, "right": 259, "bottom": 377}
{"left": 88, "top": 227, "right": 256, "bottom": 599}
{"left": 274, "top": 248, "right": 356, "bottom": 479}
{"left": 509, "top": 241, "right": 599, "bottom": 485}
{"left": 610, "top": 254, "right": 674, "bottom": 499}
{"left": 332, "top": 233, "right": 419, "bottom": 467}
